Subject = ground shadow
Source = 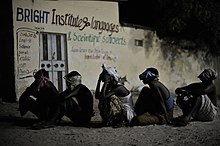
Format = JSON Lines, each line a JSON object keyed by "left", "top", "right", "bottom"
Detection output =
{"left": 0, "top": 115, "right": 105, "bottom": 129}
{"left": 56, "top": 120, "right": 104, "bottom": 128}
{"left": 0, "top": 116, "right": 38, "bottom": 127}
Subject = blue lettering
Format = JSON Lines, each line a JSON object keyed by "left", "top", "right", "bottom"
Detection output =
{"left": 16, "top": 7, "right": 50, "bottom": 24}
{"left": 16, "top": 7, "right": 23, "bottom": 21}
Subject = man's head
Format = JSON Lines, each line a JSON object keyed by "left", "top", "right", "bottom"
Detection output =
{"left": 101, "top": 64, "right": 120, "bottom": 85}
{"left": 64, "top": 71, "right": 82, "bottom": 90}
{"left": 139, "top": 67, "right": 159, "bottom": 84}
{"left": 34, "top": 69, "right": 49, "bottom": 80}
{"left": 198, "top": 68, "right": 217, "bottom": 83}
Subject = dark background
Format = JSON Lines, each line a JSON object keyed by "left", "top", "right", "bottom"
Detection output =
{"left": 1, "top": 0, "right": 15, "bottom": 102}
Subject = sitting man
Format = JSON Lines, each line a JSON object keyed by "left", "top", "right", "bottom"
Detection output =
{"left": 19, "top": 69, "right": 59, "bottom": 122}
{"left": 33, "top": 71, "right": 94, "bottom": 129}
{"left": 173, "top": 68, "right": 218, "bottom": 126}
{"left": 95, "top": 64, "right": 136, "bottom": 127}
{"left": 132, "top": 67, "right": 174, "bottom": 126}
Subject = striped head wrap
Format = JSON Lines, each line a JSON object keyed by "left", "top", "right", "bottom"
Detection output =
{"left": 198, "top": 68, "right": 217, "bottom": 82}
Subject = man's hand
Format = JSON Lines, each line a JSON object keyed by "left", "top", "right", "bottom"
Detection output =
{"left": 175, "top": 88, "right": 188, "bottom": 95}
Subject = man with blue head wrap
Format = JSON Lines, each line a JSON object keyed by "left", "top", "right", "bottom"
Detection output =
{"left": 131, "top": 67, "right": 174, "bottom": 126}
{"left": 139, "top": 67, "right": 159, "bottom": 81}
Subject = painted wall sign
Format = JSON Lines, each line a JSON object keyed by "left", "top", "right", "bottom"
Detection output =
{"left": 16, "top": 28, "right": 39, "bottom": 79}
{"left": 16, "top": 7, "right": 120, "bottom": 36}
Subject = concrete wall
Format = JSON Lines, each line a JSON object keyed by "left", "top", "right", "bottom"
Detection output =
{"left": 122, "top": 29, "right": 217, "bottom": 95}
{"left": 12, "top": 0, "right": 218, "bottom": 100}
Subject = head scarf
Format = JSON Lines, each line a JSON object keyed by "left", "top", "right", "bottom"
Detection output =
{"left": 64, "top": 71, "right": 82, "bottom": 90}
{"left": 34, "top": 69, "right": 50, "bottom": 91}
{"left": 139, "top": 67, "right": 159, "bottom": 80}
{"left": 102, "top": 64, "right": 120, "bottom": 82}
{"left": 198, "top": 68, "right": 217, "bottom": 82}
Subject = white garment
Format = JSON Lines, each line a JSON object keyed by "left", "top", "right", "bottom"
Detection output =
{"left": 118, "top": 93, "right": 136, "bottom": 122}
{"left": 102, "top": 64, "right": 120, "bottom": 82}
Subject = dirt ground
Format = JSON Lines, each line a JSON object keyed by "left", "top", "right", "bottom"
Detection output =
{"left": 0, "top": 95, "right": 220, "bottom": 146}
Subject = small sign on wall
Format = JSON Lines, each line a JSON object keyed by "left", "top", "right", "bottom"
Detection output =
{"left": 16, "top": 28, "right": 39, "bottom": 79}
